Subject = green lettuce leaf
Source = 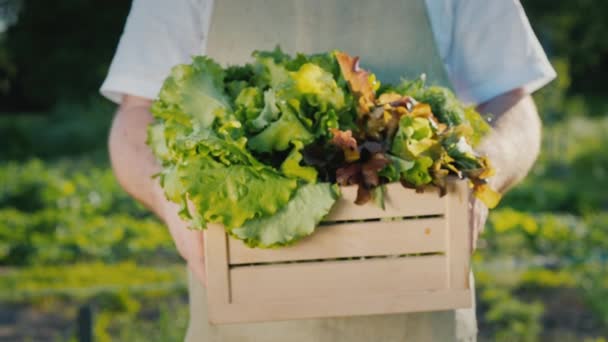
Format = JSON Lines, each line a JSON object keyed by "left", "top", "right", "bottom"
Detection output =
{"left": 442, "top": 131, "right": 482, "bottom": 171}
{"left": 250, "top": 89, "right": 281, "bottom": 131}
{"left": 184, "top": 162, "right": 298, "bottom": 229}
{"left": 379, "top": 154, "right": 415, "bottom": 182}
{"left": 396, "top": 78, "right": 464, "bottom": 127}
{"left": 252, "top": 49, "right": 291, "bottom": 89}
{"left": 403, "top": 156, "right": 434, "bottom": 187}
{"left": 287, "top": 52, "right": 340, "bottom": 76}
{"left": 146, "top": 122, "right": 171, "bottom": 162}
{"left": 232, "top": 183, "right": 339, "bottom": 247}
{"left": 314, "top": 108, "right": 340, "bottom": 138}
{"left": 253, "top": 46, "right": 292, "bottom": 64}
{"left": 172, "top": 128, "right": 261, "bottom": 168}
{"left": 159, "top": 164, "right": 190, "bottom": 205}
{"left": 157, "top": 125, "right": 299, "bottom": 229}
{"left": 248, "top": 103, "right": 314, "bottom": 152}
{"left": 234, "top": 86, "right": 263, "bottom": 122}
{"left": 463, "top": 106, "right": 492, "bottom": 147}
{"left": 371, "top": 184, "right": 387, "bottom": 210}
{"left": 289, "top": 63, "right": 345, "bottom": 110}
{"left": 281, "top": 141, "right": 318, "bottom": 183}
{"left": 154, "top": 56, "right": 231, "bottom": 129}
{"left": 390, "top": 115, "right": 436, "bottom": 159}
{"left": 413, "top": 86, "right": 464, "bottom": 127}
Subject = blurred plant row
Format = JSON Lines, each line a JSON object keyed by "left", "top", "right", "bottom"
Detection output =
{"left": 0, "top": 157, "right": 188, "bottom": 340}
{"left": 471, "top": 62, "right": 608, "bottom": 340}
{"left": 0, "top": 99, "right": 190, "bottom": 340}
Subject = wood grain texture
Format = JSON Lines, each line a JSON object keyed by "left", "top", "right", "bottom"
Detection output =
{"left": 447, "top": 180, "right": 471, "bottom": 289}
{"left": 229, "top": 217, "right": 447, "bottom": 264}
{"left": 324, "top": 183, "right": 447, "bottom": 221}
{"left": 230, "top": 255, "right": 447, "bottom": 303}
{"left": 208, "top": 290, "right": 472, "bottom": 324}
{"left": 204, "top": 224, "right": 231, "bottom": 312}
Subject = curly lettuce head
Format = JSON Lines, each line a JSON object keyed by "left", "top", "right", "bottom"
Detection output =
{"left": 147, "top": 52, "right": 341, "bottom": 247}
{"left": 152, "top": 56, "right": 231, "bottom": 130}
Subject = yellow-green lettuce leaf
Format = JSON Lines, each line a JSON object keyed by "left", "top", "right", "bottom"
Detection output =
{"left": 248, "top": 103, "right": 314, "bottom": 152}
{"left": 280, "top": 141, "right": 318, "bottom": 183}
{"left": 184, "top": 161, "right": 298, "bottom": 229}
{"left": 232, "top": 183, "right": 339, "bottom": 247}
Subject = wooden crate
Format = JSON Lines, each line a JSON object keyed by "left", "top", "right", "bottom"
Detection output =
{"left": 204, "top": 179, "right": 472, "bottom": 324}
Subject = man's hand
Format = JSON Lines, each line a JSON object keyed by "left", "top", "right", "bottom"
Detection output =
{"left": 470, "top": 88, "right": 542, "bottom": 250}
{"left": 469, "top": 197, "right": 489, "bottom": 251}
{"left": 109, "top": 95, "right": 207, "bottom": 286}
{"left": 160, "top": 197, "right": 207, "bottom": 286}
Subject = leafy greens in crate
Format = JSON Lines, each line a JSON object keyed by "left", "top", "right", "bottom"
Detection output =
{"left": 148, "top": 48, "right": 500, "bottom": 248}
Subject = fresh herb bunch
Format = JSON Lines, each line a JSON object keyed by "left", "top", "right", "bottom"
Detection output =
{"left": 148, "top": 47, "right": 500, "bottom": 248}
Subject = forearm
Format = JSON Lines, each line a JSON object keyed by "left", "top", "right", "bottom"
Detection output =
{"left": 108, "top": 96, "right": 166, "bottom": 218}
{"left": 476, "top": 89, "right": 542, "bottom": 194}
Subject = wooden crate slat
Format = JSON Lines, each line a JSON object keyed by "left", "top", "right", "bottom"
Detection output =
{"left": 323, "top": 183, "right": 447, "bottom": 221}
{"left": 204, "top": 223, "right": 231, "bottom": 317}
{"left": 447, "top": 180, "right": 471, "bottom": 289}
{"left": 230, "top": 255, "right": 447, "bottom": 303}
{"left": 209, "top": 290, "right": 472, "bottom": 324}
{"left": 229, "top": 217, "right": 447, "bottom": 265}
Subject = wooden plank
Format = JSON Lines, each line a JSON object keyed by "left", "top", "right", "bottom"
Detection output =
{"left": 204, "top": 224, "right": 231, "bottom": 318}
{"left": 230, "top": 255, "right": 447, "bottom": 303}
{"left": 229, "top": 218, "right": 447, "bottom": 265}
{"left": 324, "top": 182, "right": 447, "bottom": 221}
{"left": 208, "top": 290, "right": 472, "bottom": 324}
{"left": 447, "top": 180, "right": 470, "bottom": 290}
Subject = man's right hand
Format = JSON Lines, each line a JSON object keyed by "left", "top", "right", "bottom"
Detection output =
{"left": 109, "top": 94, "right": 207, "bottom": 287}
{"left": 158, "top": 195, "right": 207, "bottom": 287}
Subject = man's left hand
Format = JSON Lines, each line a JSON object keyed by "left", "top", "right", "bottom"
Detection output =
{"left": 469, "top": 196, "right": 489, "bottom": 252}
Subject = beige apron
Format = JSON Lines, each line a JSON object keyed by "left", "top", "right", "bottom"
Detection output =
{"left": 186, "top": 0, "right": 477, "bottom": 340}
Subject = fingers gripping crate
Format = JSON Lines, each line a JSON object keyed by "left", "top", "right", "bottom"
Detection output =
{"left": 203, "top": 179, "right": 472, "bottom": 324}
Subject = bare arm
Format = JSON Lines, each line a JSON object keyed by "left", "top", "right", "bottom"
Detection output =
{"left": 108, "top": 96, "right": 163, "bottom": 214}
{"left": 108, "top": 95, "right": 207, "bottom": 285}
{"left": 469, "top": 88, "right": 542, "bottom": 248}
{"left": 476, "top": 88, "right": 542, "bottom": 193}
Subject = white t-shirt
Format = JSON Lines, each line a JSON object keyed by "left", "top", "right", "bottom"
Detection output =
{"left": 101, "top": 0, "right": 556, "bottom": 105}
